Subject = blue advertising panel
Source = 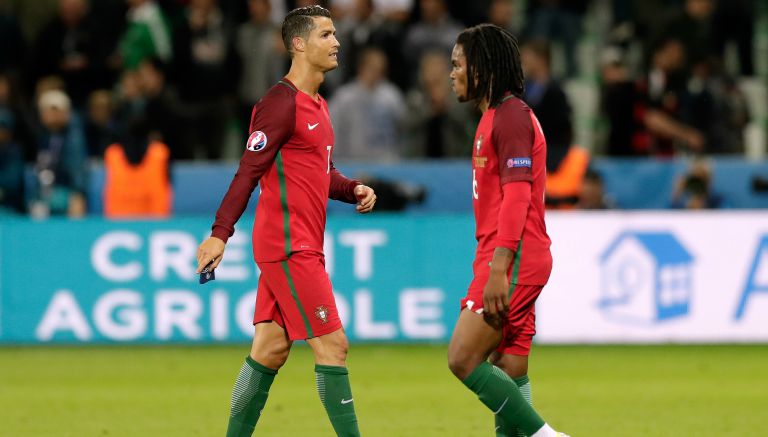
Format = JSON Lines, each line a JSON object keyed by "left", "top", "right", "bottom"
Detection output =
{"left": 0, "top": 216, "right": 476, "bottom": 344}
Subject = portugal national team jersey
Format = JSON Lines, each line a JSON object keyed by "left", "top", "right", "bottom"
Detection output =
{"left": 211, "top": 79, "right": 359, "bottom": 262}
{"left": 472, "top": 95, "right": 552, "bottom": 285}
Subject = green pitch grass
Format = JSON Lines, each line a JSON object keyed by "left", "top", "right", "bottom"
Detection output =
{"left": 1, "top": 344, "right": 767, "bottom": 436}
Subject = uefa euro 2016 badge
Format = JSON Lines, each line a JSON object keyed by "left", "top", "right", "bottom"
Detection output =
{"left": 246, "top": 130, "right": 268, "bottom": 152}
{"left": 315, "top": 305, "right": 329, "bottom": 324}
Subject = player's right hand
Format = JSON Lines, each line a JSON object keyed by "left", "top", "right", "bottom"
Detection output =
{"left": 482, "top": 271, "right": 509, "bottom": 329}
{"left": 196, "top": 237, "right": 226, "bottom": 273}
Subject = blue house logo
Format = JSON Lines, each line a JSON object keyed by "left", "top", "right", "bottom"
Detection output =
{"left": 599, "top": 231, "right": 694, "bottom": 324}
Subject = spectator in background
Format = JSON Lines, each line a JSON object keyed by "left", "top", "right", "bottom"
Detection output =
{"left": 608, "top": 0, "right": 667, "bottom": 51}
{"left": 680, "top": 59, "right": 749, "bottom": 155}
{"left": 26, "top": 75, "right": 69, "bottom": 161}
{"left": 670, "top": 159, "right": 723, "bottom": 209}
{"left": 103, "top": 116, "right": 172, "bottom": 218}
{"left": 0, "top": 107, "right": 24, "bottom": 213}
{"left": 521, "top": 39, "right": 591, "bottom": 209}
{"left": 31, "top": 0, "right": 100, "bottom": 107}
{"left": 84, "top": 89, "right": 119, "bottom": 157}
{"left": 119, "top": 0, "right": 172, "bottom": 70}
{"left": 2, "top": 0, "right": 58, "bottom": 45}
{"left": 653, "top": 0, "right": 715, "bottom": 72}
{"left": 405, "top": 51, "right": 475, "bottom": 157}
{"left": 576, "top": 168, "right": 616, "bottom": 210}
{"left": 524, "top": 0, "right": 587, "bottom": 78}
{"left": 488, "top": 0, "right": 519, "bottom": 35}
{"left": 403, "top": 0, "right": 462, "bottom": 88}
{"left": 136, "top": 57, "right": 185, "bottom": 160}
{"left": 638, "top": 38, "right": 704, "bottom": 156}
{"left": 34, "top": 75, "right": 66, "bottom": 100}
{"left": 236, "top": 0, "right": 285, "bottom": 134}
{"left": 112, "top": 70, "right": 144, "bottom": 135}
{"left": 334, "top": 0, "right": 404, "bottom": 90}
{"left": 172, "top": 0, "right": 240, "bottom": 160}
{"left": 520, "top": 39, "right": 572, "bottom": 172}
{"left": 0, "top": 73, "right": 36, "bottom": 162}
{"left": 330, "top": 47, "right": 406, "bottom": 162}
{"left": 30, "top": 89, "right": 87, "bottom": 218}
{"left": 600, "top": 46, "right": 640, "bottom": 156}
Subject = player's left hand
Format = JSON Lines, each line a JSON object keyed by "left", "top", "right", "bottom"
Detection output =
{"left": 482, "top": 271, "right": 509, "bottom": 329}
{"left": 354, "top": 185, "right": 376, "bottom": 213}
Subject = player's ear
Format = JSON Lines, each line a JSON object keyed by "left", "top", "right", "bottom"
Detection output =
{"left": 292, "top": 36, "right": 306, "bottom": 53}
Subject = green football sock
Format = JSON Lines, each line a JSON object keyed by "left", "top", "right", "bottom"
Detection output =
{"left": 226, "top": 356, "right": 277, "bottom": 437}
{"left": 495, "top": 375, "right": 532, "bottom": 436}
{"left": 315, "top": 364, "right": 361, "bottom": 437}
{"left": 463, "top": 362, "right": 544, "bottom": 436}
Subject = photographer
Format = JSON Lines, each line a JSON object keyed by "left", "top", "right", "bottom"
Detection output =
{"left": 670, "top": 160, "right": 723, "bottom": 209}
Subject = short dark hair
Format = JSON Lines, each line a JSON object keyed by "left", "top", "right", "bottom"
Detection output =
{"left": 456, "top": 24, "right": 525, "bottom": 107}
{"left": 281, "top": 5, "right": 332, "bottom": 57}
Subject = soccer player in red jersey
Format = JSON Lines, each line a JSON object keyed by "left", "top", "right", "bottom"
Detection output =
{"left": 195, "top": 6, "right": 376, "bottom": 437}
{"left": 446, "top": 24, "right": 569, "bottom": 437}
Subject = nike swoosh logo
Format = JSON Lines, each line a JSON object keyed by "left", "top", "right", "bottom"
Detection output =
{"left": 308, "top": 122, "right": 319, "bottom": 130}
{"left": 340, "top": 398, "right": 353, "bottom": 404}
{"left": 493, "top": 398, "right": 508, "bottom": 414}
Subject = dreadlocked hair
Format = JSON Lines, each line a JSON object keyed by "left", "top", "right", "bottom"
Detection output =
{"left": 456, "top": 24, "right": 525, "bottom": 108}
{"left": 282, "top": 5, "right": 331, "bottom": 57}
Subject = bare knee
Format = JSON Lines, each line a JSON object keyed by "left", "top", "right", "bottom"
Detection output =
{"left": 309, "top": 330, "right": 349, "bottom": 366}
{"left": 447, "top": 310, "right": 502, "bottom": 381}
{"left": 490, "top": 352, "right": 528, "bottom": 379}
{"left": 447, "top": 345, "right": 484, "bottom": 381}
{"left": 250, "top": 341, "right": 291, "bottom": 369}
{"left": 249, "top": 322, "right": 292, "bottom": 369}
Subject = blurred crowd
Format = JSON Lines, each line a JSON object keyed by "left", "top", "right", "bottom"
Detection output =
{"left": 0, "top": 0, "right": 763, "bottom": 216}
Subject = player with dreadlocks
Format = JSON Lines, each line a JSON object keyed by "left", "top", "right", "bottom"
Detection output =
{"left": 446, "top": 24, "right": 569, "bottom": 437}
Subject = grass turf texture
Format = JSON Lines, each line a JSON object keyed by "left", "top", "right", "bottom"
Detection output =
{"left": 1, "top": 344, "right": 766, "bottom": 436}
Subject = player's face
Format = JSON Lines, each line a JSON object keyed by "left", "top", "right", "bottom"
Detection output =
{"left": 450, "top": 44, "right": 469, "bottom": 102}
{"left": 305, "top": 17, "right": 340, "bottom": 72}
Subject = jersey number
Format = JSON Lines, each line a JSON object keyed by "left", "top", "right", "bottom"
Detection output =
{"left": 472, "top": 169, "right": 479, "bottom": 200}
{"left": 326, "top": 145, "right": 332, "bottom": 174}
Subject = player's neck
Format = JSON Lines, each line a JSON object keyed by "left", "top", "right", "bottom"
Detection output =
{"left": 478, "top": 97, "right": 490, "bottom": 113}
{"left": 285, "top": 62, "right": 325, "bottom": 100}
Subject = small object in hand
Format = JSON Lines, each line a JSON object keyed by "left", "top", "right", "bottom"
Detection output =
{"left": 199, "top": 261, "right": 216, "bottom": 284}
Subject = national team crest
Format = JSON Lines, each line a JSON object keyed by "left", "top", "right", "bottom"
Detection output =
{"left": 474, "top": 134, "right": 486, "bottom": 168}
{"left": 246, "top": 130, "right": 268, "bottom": 152}
{"left": 315, "top": 305, "right": 329, "bottom": 324}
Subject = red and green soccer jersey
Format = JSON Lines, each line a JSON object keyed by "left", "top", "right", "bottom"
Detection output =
{"left": 471, "top": 96, "right": 552, "bottom": 285}
{"left": 211, "top": 78, "right": 359, "bottom": 262}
